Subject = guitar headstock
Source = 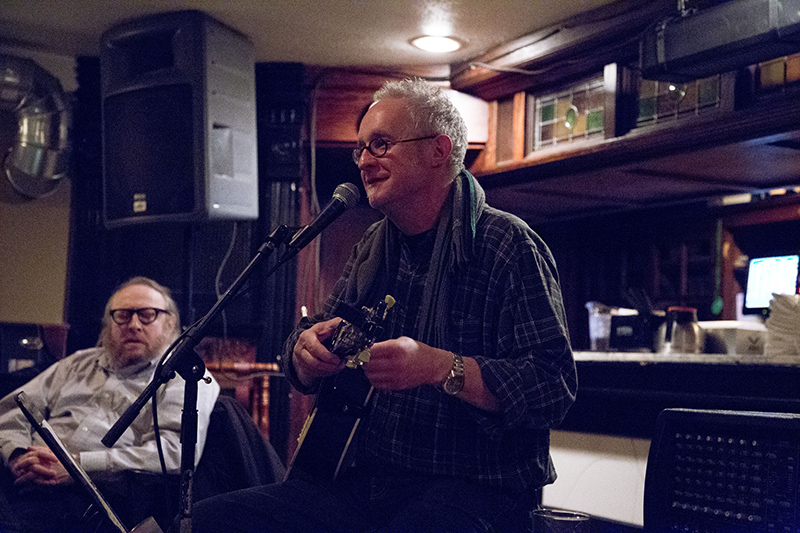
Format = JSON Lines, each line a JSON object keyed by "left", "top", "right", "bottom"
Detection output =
{"left": 328, "top": 295, "right": 395, "bottom": 368}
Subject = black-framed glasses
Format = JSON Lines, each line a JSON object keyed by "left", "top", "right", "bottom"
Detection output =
{"left": 109, "top": 308, "right": 169, "bottom": 325}
{"left": 352, "top": 135, "right": 437, "bottom": 164}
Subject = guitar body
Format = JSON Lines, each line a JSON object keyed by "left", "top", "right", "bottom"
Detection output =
{"left": 285, "top": 296, "right": 395, "bottom": 482}
{"left": 287, "top": 367, "right": 373, "bottom": 480}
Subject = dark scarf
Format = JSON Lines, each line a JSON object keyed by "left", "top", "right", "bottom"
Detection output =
{"left": 341, "top": 169, "right": 486, "bottom": 348}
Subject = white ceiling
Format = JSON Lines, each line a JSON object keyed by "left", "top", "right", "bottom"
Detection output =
{"left": 0, "top": 0, "right": 619, "bottom": 75}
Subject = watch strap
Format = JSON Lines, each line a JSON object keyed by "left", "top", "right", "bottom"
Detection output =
{"left": 442, "top": 352, "right": 465, "bottom": 395}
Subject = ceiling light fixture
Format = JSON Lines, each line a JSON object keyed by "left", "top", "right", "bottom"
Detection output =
{"left": 410, "top": 35, "right": 462, "bottom": 53}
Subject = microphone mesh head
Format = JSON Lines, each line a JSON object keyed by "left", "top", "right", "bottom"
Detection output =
{"left": 333, "top": 183, "right": 360, "bottom": 208}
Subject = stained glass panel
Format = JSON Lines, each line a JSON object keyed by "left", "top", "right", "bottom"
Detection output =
{"left": 636, "top": 75, "right": 720, "bottom": 126}
{"left": 531, "top": 75, "right": 605, "bottom": 152}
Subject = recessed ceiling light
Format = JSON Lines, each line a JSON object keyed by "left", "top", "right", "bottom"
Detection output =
{"left": 410, "top": 35, "right": 462, "bottom": 53}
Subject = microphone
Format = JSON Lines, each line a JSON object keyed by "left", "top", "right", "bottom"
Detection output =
{"left": 287, "top": 183, "right": 360, "bottom": 250}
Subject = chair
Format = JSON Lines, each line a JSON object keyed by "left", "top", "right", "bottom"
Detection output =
{"left": 94, "top": 394, "right": 285, "bottom": 529}
{"left": 0, "top": 394, "right": 285, "bottom": 531}
{"left": 193, "top": 394, "right": 286, "bottom": 502}
{"left": 101, "top": 394, "right": 285, "bottom": 529}
{"left": 644, "top": 408, "right": 800, "bottom": 532}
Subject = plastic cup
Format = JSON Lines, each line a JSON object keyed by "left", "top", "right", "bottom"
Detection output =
{"left": 586, "top": 301, "right": 611, "bottom": 351}
{"left": 531, "top": 508, "right": 591, "bottom": 533}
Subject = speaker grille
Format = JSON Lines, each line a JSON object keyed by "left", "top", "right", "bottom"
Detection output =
{"left": 104, "top": 84, "right": 195, "bottom": 222}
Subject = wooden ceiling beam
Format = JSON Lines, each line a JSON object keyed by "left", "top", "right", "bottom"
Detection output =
{"left": 449, "top": 0, "right": 676, "bottom": 101}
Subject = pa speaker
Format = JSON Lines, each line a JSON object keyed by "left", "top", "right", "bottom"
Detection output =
{"left": 100, "top": 10, "right": 258, "bottom": 228}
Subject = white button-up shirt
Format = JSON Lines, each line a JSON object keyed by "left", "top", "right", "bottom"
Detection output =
{"left": 0, "top": 347, "right": 220, "bottom": 480}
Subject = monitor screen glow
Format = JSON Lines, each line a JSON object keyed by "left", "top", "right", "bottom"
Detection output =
{"left": 743, "top": 254, "right": 800, "bottom": 312}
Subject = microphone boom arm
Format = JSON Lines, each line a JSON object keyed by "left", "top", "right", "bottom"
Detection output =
{"left": 100, "top": 182, "right": 359, "bottom": 531}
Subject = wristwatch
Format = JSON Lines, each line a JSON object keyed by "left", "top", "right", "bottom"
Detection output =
{"left": 441, "top": 352, "right": 465, "bottom": 395}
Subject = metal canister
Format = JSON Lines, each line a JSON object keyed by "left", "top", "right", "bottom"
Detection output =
{"left": 665, "top": 306, "right": 703, "bottom": 354}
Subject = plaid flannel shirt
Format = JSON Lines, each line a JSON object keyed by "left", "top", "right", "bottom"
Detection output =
{"left": 284, "top": 205, "right": 576, "bottom": 494}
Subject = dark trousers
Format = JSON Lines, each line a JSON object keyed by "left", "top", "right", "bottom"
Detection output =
{"left": 0, "top": 468, "right": 179, "bottom": 533}
{"left": 190, "top": 467, "right": 535, "bottom": 533}
{"left": 0, "top": 484, "right": 97, "bottom": 533}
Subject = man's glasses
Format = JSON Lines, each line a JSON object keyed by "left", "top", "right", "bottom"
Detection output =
{"left": 109, "top": 308, "right": 169, "bottom": 325}
{"left": 352, "top": 135, "right": 437, "bottom": 164}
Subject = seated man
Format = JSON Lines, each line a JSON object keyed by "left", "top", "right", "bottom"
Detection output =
{"left": 0, "top": 276, "right": 220, "bottom": 532}
{"left": 192, "top": 78, "right": 576, "bottom": 532}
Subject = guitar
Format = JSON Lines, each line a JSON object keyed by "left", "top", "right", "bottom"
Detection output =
{"left": 285, "top": 295, "right": 395, "bottom": 481}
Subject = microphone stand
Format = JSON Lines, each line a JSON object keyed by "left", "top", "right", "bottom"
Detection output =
{"left": 102, "top": 224, "right": 294, "bottom": 533}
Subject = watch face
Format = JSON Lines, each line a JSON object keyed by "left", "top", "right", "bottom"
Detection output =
{"left": 443, "top": 373, "right": 464, "bottom": 395}
{"left": 442, "top": 353, "right": 465, "bottom": 395}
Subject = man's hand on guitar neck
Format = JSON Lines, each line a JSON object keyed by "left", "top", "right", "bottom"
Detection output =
{"left": 293, "top": 318, "right": 346, "bottom": 389}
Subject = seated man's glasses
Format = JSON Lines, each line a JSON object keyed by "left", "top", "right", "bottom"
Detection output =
{"left": 352, "top": 135, "right": 437, "bottom": 164}
{"left": 109, "top": 308, "right": 169, "bottom": 325}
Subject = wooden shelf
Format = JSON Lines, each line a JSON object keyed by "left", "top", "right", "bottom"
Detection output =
{"left": 474, "top": 76, "right": 800, "bottom": 225}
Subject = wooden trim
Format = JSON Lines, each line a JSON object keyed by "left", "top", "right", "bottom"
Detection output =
{"left": 512, "top": 91, "right": 526, "bottom": 161}
{"left": 720, "top": 228, "right": 743, "bottom": 320}
{"left": 604, "top": 62, "right": 639, "bottom": 139}
{"left": 679, "top": 242, "right": 689, "bottom": 302}
{"left": 310, "top": 70, "right": 388, "bottom": 144}
{"left": 469, "top": 101, "right": 497, "bottom": 173}
{"left": 723, "top": 201, "right": 800, "bottom": 227}
{"left": 603, "top": 63, "right": 619, "bottom": 141}
{"left": 473, "top": 88, "right": 800, "bottom": 188}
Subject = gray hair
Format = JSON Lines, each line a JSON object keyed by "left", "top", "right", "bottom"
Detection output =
{"left": 373, "top": 78, "right": 468, "bottom": 177}
{"left": 98, "top": 276, "right": 181, "bottom": 347}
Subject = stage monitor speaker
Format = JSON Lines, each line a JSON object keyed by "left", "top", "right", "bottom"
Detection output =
{"left": 100, "top": 10, "right": 258, "bottom": 228}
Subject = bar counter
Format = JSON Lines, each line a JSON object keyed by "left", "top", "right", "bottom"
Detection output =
{"left": 574, "top": 350, "right": 800, "bottom": 366}
{"left": 560, "top": 351, "right": 800, "bottom": 439}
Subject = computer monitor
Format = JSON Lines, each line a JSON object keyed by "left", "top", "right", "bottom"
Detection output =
{"left": 742, "top": 254, "right": 799, "bottom": 315}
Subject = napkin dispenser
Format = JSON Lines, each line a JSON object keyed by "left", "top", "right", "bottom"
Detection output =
{"left": 609, "top": 313, "right": 665, "bottom": 352}
{"left": 699, "top": 320, "right": 766, "bottom": 356}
